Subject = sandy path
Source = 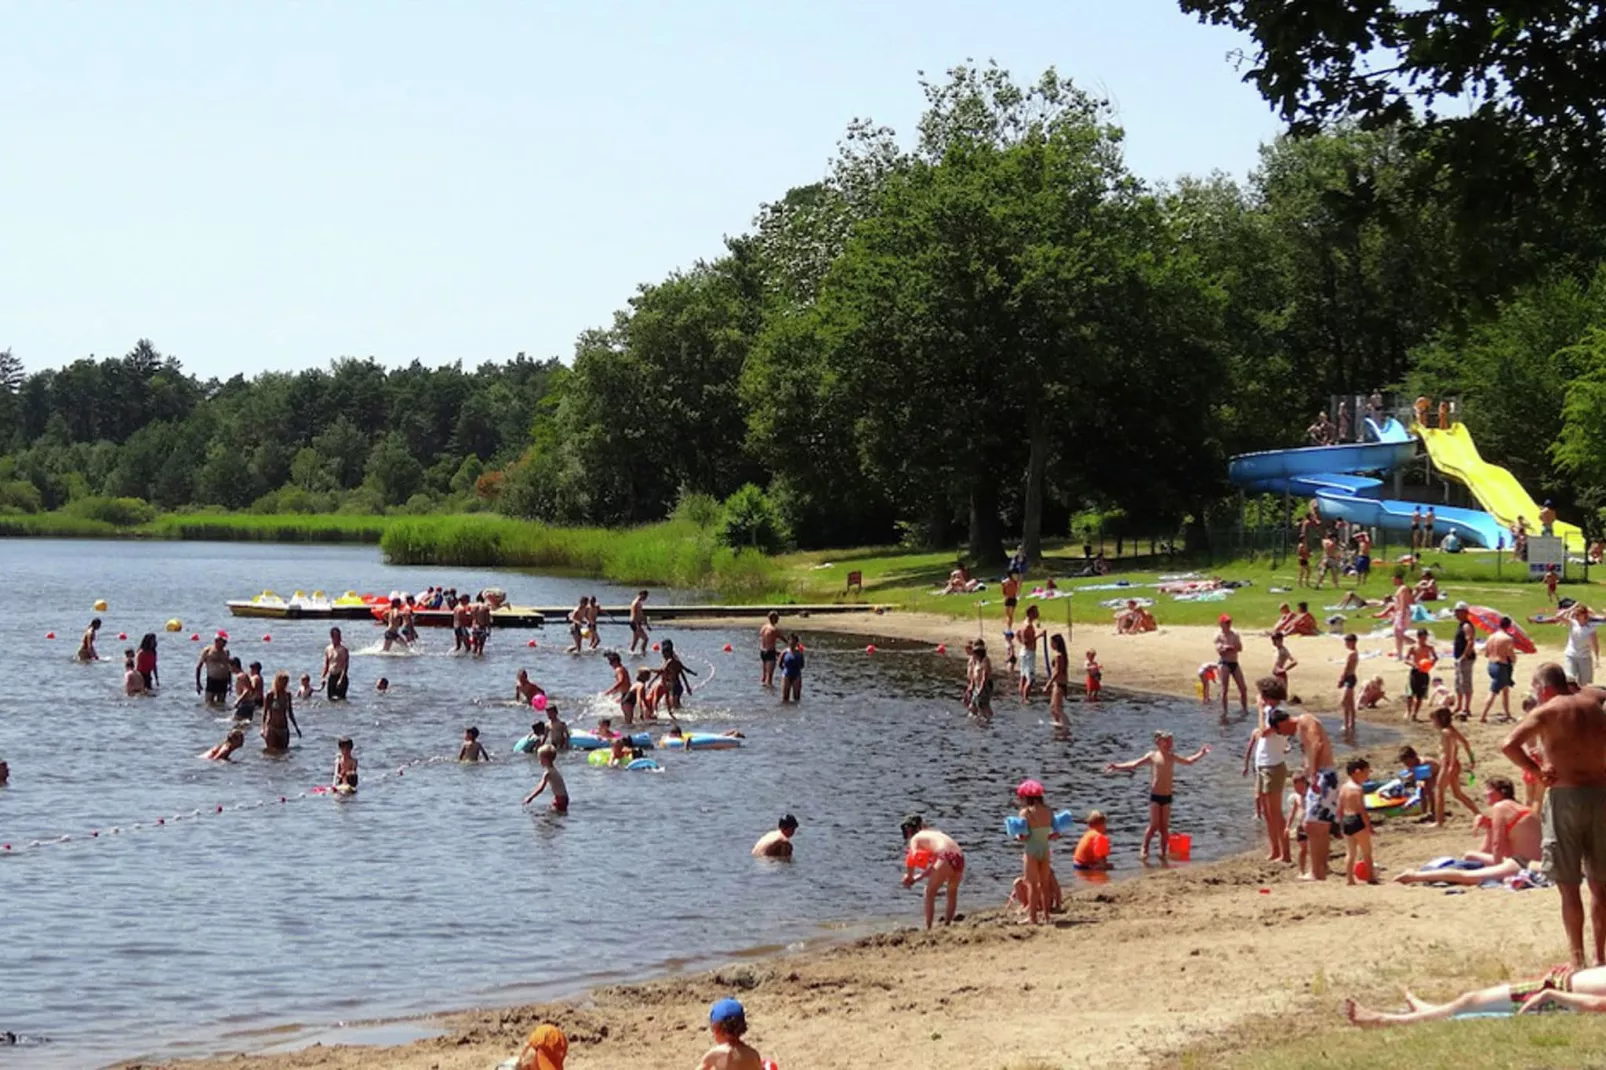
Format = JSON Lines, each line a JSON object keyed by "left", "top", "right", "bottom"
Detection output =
{"left": 122, "top": 610, "right": 1577, "bottom": 1070}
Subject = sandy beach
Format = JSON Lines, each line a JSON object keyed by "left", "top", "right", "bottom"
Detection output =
{"left": 120, "top": 611, "right": 1576, "bottom": 1070}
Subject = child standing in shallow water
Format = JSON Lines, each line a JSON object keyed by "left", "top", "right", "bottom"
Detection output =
{"left": 1083, "top": 650, "right": 1102, "bottom": 702}
{"left": 522, "top": 744, "right": 569, "bottom": 813}
{"left": 1105, "top": 731, "right": 1211, "bottom": 860}
{"left": 965, "top": 641, "right": 995, "bottom": 722}
{"left": 1014, "top": 779, "right": 1060, "bottom": 925}
{"left": 333, "top": 737, "right": 358, "bottom": 792}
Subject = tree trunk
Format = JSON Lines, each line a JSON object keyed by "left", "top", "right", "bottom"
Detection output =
{"left": 967, "top": 478, "right": 1005, "bottom": 567}
{"left": 1021, "top": 412, "right": 1048, "bottom": 566}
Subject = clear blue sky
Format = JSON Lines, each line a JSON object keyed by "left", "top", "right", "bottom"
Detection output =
{"left": 1, "top": 1, "right": 1279, "bottom": 380}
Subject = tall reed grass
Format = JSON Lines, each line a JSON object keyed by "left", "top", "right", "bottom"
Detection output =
{"left": 381, "top": 515, "right": 791, "bottom": 601}
{"left": 142, "top": 513, "right": 391, "bottom": 543}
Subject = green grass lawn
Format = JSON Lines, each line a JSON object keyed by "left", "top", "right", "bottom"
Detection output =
{"left": 776, "top": 543, "right": 1597, "bottom": 644}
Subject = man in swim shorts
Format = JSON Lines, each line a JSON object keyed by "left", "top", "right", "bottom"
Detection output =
{"left": 471, "top": 594, "right": 492, "bottom": 656}
{"left": 1016, "top": 605, "right": 1040, "bottom": 701}
{"left": 1274, "top": 709, "right": 1336, "bottom": 880}
{"left": 1353, "top": 529, "right": 1371, "bottom": 586}
{"left": 195, "top": 635, "right": 231, "bottom": 705}
{"left": 321, "top": 627, "right": 350, "bottom": 701}
{"left": 1481, "top": 619, "right": 1518, "bottom": 723}
{"left": 758, "top": 611, "right": 781, "bottom": 688}
{"left": 1504, "top": 663, "right": 1606, "bottom": 967}
{"left": 629, "top": 590, "right": 650, "bottom": 655}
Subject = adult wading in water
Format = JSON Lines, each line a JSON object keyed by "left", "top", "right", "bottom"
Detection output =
{"left": 261, "top": 671, "right": 301, "bottom": 752}
{"left": 195, "top": 635, "right": 231, "bottom": 706}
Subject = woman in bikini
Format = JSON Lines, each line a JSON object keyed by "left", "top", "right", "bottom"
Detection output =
{"left": 1047, "top": 634, "right": 1069, "bottom": 732}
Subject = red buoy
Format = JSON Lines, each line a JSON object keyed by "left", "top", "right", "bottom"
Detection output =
{"left": 935, "top": 643, "right": 947, "bottom": 655}
{"left": 117, "top": 632, "right": 128, "bottom": 640}
{"left": 866, "top": 644, "right": 877, "bottom": 655}
{"left": 262, "top": 634, "right": 272, "bottom": 642}
{"left": 722, "top": 643, "right": 733, "bottom": 653}
{"left": 45, "top": 632, "right": 55, "bottom": 640}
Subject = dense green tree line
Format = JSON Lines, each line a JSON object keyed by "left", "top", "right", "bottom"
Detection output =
{"left": 0, "top": 346, "right": 562, "bottom": 515}
{"left": 500, "top": 61, "right": 1606, "bottom": 562}
{"left": 9, "top": 38, "right": 1606, "bottom": 562}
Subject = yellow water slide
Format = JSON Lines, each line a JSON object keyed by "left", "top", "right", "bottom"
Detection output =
{"left": 1416, "top": 422, "right": 1584, "bottom": 551}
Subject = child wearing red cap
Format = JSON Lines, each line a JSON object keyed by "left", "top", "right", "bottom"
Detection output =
{"left": 1213, "top": 614, "right": 1248, "bottom": 719}
{"left": 1014, "top": 779, "right": 1059, "bottom": 925}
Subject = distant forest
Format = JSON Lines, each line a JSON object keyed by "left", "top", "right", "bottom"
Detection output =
{"left": 8, "top": 58, "right": 1606, "bottom": 560}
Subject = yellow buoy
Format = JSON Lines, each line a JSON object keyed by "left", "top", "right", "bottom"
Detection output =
{"left": 165, "top": 618, "right": 183, "bottom": 632}
{"left": 93, "top": 599, "right": 108, "bottom": 612}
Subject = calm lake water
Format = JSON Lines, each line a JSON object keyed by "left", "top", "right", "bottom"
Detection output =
{"left": 0, "top": 540, "right": 1387, "bottom": 1067}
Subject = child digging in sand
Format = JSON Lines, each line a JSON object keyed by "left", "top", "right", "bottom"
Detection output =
{"left": 1338, "top": 757, "right": 1376, "bottom": 884}
{"left": 1105, "top": 731, "right": 1211, "bottom": 860}
{"left": 1072, "top": 810, "right": 1112, "bottom": 871}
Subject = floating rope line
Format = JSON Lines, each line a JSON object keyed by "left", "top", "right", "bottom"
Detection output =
{"left": 0, "top": 755, "right": 458, "bottom": 856}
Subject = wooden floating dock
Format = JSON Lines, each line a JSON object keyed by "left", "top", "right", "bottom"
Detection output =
{"left": 227, "top": 601, "right": 887, "bottom": 625}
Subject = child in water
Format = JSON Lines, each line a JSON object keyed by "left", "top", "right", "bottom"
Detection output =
{"left": 123, "top": 650, "right": 147, "bottom": 696}
{"left": 1083, "top": 649, "right": 1102, "bottom": 702}
{"left": 1014, "top": 779, "right": 1059, "bottom": 925}
{"left": 333, "top": 737, "right": 359, "bottom": 792}
{"left": 1072, "top": 810, "right": 1113, "bottom": 871}
{"left": 779, "top": 635, "right": 805, "bottom": 704}
{"left": 965, "top": 640, "right": 994, "bottom": 722}
{"left": 1104, "top": 731, "right": 1212, "bottom": 860}
{"left": 375, "top": 677, "right": 389, "bottom": 694}
{"left": 458, "top": 726, "right": 491, "bottom": 762}
{"left": 202, "top": 729, "right": 246, "bottom": 761}
{"left": 522, "top": 744, "right": 568, "bottom": 813}
{"left": 296, "top": 673, "right": 314, "bottom": 699}
{"left": 699, "top": 998, "right": 766, "bottom": 1070}
{"left": 1338, "top": 757, "right": 1375, "bottom": 885}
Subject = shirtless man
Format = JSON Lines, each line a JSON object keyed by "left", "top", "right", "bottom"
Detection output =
{"left": 1214, "top": 614, "right": 1249, "bottom": 720}
{"left": 450, "top": 596, "right": 471, "bottom": 654}
{"left": 195, "top": 635, "right": 232, "bottom": 706}
{"left": 514, "top": 668, "right": 543, "bottom": 706}
{"left": 1480, "top": 618, "right": 1518, "bottom": 723}
{"left": 321, "top": 627, "right": 350, "bottom": 701}
{"left": 629, "top": 590, "right": 650, "bottom": 655}
{"left": 381, "top": 599, "right": 406, "bottom": 652}
{"left": 758, "top": 611, "right": 781, "bottom": 688}
{"left": 1353, "top": 528, "right": 1372, "bottom": 586}
{"left": 1001, "top": 570, "right": 1021, "bottom": 632}
{"left": 1273, "top": 708, "right": 1336, "bottom": 880}
{"left": 751, "top": 814, "right": 799, "bottom": 859}
{"left": 900, "top": 815, "right": 964, "bottom": 929}
{"left": 1016, "top": 606, "right": 1041, "bottom": 702}
{"left": 584, "top": 595, "right": 602, "bottom": 650}
{"left": 566, "top": 596, "right": 587, "bottom": 654}
{"left": 471, "top": 594, "right": 492, "bottom": 656}
{"left": 1503, "top": 664, "right": 1606, "bottom": 967}
{"left": 1314, "top": 535, "right": 1341, "bottom": 589}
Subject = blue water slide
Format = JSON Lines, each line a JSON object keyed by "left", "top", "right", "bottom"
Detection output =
{"left": 1227, "top": 419, "right": 1508, "bottom": 548}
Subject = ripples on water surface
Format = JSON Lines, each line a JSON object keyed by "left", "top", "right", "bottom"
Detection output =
{"left": 0, "top": 541, "right": 1388, "bottom": 1066}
